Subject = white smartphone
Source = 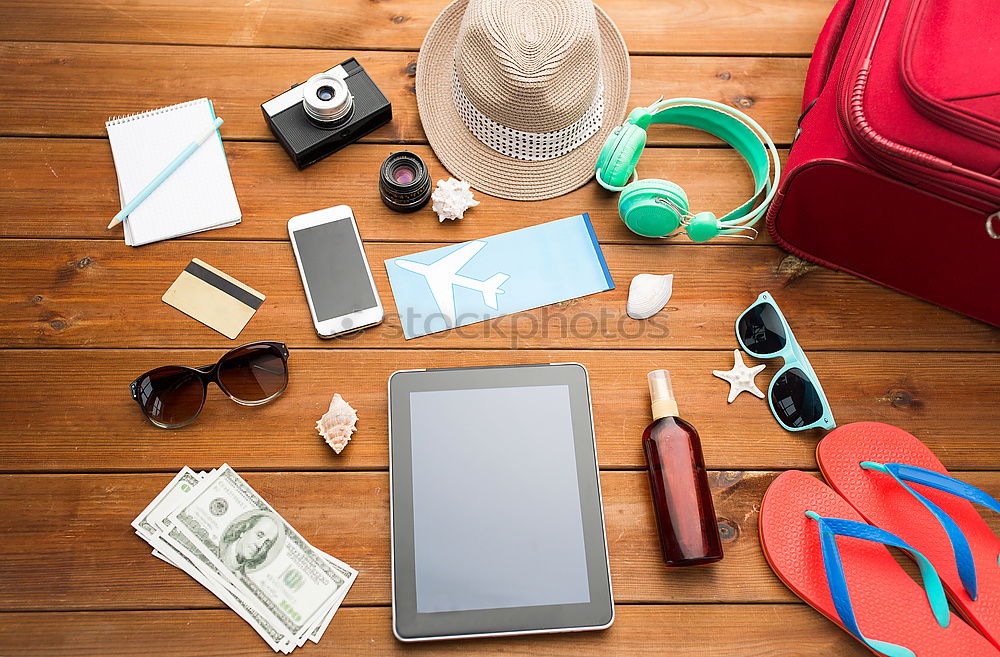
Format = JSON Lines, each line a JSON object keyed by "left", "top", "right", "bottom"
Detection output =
{"left": 288, "top": 205, "right": 383, "bottom": 338}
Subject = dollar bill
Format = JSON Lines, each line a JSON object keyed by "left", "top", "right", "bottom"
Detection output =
{"left": 133, "top": 465, "right": 356, "bottom": 653}
{"left": 153, "top": 540, "right": 296, "bottom": 653}
{"left": 158, "top": 522, "right": 351, "bottom": 651}
{"left": 131, "top": 467, "right": 201, "bottom": 537}
{"left": 134, "top": 469, "right": 299, "bottom": 651}
{"left": 165, "top": 465, "right": 356, "bottom": 642}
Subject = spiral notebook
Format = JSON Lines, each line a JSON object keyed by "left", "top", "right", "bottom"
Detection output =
{"left": 106, "top": 98, "right": 241, "bottom": 246}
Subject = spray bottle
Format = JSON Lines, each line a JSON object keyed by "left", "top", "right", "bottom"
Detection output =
{"left": 643, "top": 370, "right": 724, "bottom": 566}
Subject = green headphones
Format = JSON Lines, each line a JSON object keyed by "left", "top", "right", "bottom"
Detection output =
{"left": 595, "top": 97, "right": 780, "bottom": 241}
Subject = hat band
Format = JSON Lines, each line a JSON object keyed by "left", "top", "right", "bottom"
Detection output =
{"left": 452, "top": 70, "right": 604, "bottom": 162}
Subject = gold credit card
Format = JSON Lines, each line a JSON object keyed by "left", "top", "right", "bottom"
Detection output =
{"left": 162, "top": 258, "right": 265, "bottom": 339}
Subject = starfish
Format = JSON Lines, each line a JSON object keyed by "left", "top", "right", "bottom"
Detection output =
{"left": 712, "top": 349, "right": 766, "bottom": 403}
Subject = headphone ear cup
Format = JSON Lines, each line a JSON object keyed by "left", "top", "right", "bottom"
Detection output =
{"left": 618, "top": 179, "right": 689, "bottom": 238}
{"left": 596, "top": 124, "right": 647, "bottom": 188}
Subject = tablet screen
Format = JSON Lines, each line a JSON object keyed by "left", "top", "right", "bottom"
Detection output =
{"left": 408, "top": 384, "right": 591, "bottom": 613}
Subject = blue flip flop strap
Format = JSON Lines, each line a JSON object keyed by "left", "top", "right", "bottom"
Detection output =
{"left": 807, "top": 512, "right": 949, "bottom": 657}
{"left": 862, "top": 461, "right": 1000, "bottom": 600}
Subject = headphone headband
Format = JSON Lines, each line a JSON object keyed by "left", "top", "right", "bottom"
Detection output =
{"left": 595, "top": 98, "right": 780, "bottom": 239}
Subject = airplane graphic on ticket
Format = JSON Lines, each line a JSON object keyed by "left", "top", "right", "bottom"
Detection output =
{"left": 394, "top": 241, "right": 509, "bottom": 326}
{"left": 385, "top": 213, "right": 614, "bottom": 339}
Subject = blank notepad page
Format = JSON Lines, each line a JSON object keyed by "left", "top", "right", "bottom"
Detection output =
{"left": 106, "top": 98, "right": 241, "bottom": 246}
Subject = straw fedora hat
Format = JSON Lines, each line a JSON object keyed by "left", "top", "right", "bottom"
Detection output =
{"left": 416, "top": 0, "right": 630, "bottom": 201}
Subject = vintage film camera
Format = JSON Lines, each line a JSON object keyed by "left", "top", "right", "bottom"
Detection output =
{"left": 262, "top": 58, "right": 392, "bottom": 168}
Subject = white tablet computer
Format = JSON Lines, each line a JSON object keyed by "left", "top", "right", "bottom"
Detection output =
{"left": 388, "top": 363, "right": 613, "bottom": 642}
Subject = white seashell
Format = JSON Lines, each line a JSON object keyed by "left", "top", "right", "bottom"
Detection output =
{"left": 315, "top": 393, "right": 358, "bottom": 455}
{"left": 626, "top": 274, "right": 674, "bottom": 320}
{"left": 431, "top": 178, "right": 480, "bottom": 222}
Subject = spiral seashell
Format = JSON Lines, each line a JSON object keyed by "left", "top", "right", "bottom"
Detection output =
{"left": 316, "top": 393, "right": 358, "bottom": 455}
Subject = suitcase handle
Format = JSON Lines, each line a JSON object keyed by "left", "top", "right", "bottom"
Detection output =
{"left": 802, "top": 0, "right": 857, "bottom": 113}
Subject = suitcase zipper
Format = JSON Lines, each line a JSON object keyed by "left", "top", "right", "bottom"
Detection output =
{"left": 900, "top": 0, "right": 1000, "bottom": 146}
{"left": 838, "top": 0, "right": 1000, "bottom": 222}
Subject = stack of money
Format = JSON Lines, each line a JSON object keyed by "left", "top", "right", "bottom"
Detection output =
{"left": 133, "top": 464, "right": 357, "bottom": 653}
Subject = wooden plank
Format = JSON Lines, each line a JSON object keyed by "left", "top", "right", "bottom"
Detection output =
{"left": 0, "top": 471, "right": 766, "bottom": 609}
{"left": 4, "top": 471, "right": 996, "bottom": 612}
{"left": 3, "top": 349, "right": 1000, "bottom": 472}
{"left": 3, "top": 239, "right": 998, "bottom": 351}
{"left": 0, "top": 0, "right": 836, "bottom": 56}
{"left": 0, "top": 138, "right": 785, "bottom": 245}
{"left": 0, "top": 605, "right": 869, "bottom": 656}
{"left": 0, "top": 43, "right": 808, "bottom": 144}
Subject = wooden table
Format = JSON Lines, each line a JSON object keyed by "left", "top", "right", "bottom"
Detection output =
{"left": 2, "top": 1, "right": 999, "bottom": 654}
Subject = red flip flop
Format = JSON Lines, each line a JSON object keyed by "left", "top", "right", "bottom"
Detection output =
{"left": 760, "top": 470, "right": 998, "bottom": 657}
{"left": 819, "top": 422, "right": 1000, "bottom": 648}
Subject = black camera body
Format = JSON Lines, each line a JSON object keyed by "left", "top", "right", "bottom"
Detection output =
{"left": 262, "top": 58, "right": 392, "bottom": 169}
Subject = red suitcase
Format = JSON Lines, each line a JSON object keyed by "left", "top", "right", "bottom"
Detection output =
{"left": 766, "top": 0, "right": 1000, "bottom": 326}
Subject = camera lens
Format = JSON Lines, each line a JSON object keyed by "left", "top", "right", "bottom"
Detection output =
{"left": 393, "top": 166, "right": 416, "bottom": 185}
{"left": 380, "top": 152, "right": 431, "bottom": 213}
{"left": 302, "top": 73, "right": 353, "bottom": 123}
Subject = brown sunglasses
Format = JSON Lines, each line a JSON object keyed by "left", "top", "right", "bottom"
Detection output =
{"left": 130, "top": 341, "right": 289, "bottom": 428}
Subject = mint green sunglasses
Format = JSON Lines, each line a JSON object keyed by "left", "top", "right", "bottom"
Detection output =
{"left": 735, "top": 292, "right": 835, "bottom": 431}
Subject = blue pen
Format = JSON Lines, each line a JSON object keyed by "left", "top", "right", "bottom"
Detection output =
{"left": 107, "top": 117, "right": 225, "bottom": 230}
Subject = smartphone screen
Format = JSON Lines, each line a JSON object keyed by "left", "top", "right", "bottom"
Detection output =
{"left": 291, "top": 218, "right": 378, "bottom": 322}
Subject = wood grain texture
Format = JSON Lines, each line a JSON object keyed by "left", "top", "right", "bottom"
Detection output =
{"left": 0, "top": 138, "right": 785, "bottom": 245}
{"left": 3, "top": 0, "right": 999, "bottom": 654}
{"left": 0, "top": 0, "right": 836, "bottom": 55}
{"left": 0, "top": 605, "right": 869, "bottom": 656}
{"left": 0, "top": 43, "right": 807, "bottom": 144}
{"left": 4, "top": 239, "right": 998, "bottom": 351}
{"left": 3, "top": 349, "right": 1000, "bottom": 472}
{"left": 3, "top": 471, "right": 997, "bottom": 612}
{"left": 0, "top": 471, "right": 768, "bottom": 609}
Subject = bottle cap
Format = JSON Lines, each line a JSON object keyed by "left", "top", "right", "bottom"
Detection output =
{"left": 647, "top": 369, "right": 679, "bottom": 419}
